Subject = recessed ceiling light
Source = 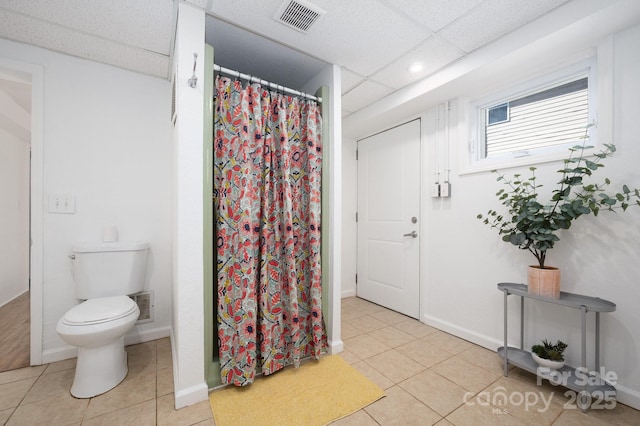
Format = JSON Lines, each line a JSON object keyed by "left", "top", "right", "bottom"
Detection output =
{"left": 408, "top": 63, "right": 424, "bottom": 73}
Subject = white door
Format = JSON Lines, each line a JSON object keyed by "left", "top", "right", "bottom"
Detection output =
{"left": 357, "top": 119, "right": 421, "bottom": 319}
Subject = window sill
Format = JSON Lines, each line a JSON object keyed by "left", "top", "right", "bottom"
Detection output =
{"left": 459, "top": 146, "right": 597, "bottom": 175}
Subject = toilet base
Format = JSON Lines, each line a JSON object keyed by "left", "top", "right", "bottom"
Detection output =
{"left": 70, "top": 337, "right": 128, "bottom": 398}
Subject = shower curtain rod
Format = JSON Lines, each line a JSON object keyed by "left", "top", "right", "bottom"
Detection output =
{"left": 214, "top": 64, "right": 322, "bottom": 103}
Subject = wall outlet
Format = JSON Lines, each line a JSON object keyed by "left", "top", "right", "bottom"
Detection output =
{"left": 431, "top": 183, "right": 440, "bottom": 198}
{"left": 48, "top": 194, "right": 76, "bottom": 214}
{"left": 441, "top": 182, "right": 451, "bottom": 198}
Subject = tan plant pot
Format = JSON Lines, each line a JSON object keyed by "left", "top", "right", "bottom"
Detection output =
{"left": 528, "top": 266, "right": 561, "bottom": 299}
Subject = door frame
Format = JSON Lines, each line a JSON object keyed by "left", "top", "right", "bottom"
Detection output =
{"left": 355, "top": 117, "right": 423, "bottom": 318}
{"left": 0, "top": 58, "right": 44, "bottom": 365}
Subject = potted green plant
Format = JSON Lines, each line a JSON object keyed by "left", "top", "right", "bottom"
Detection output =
{"left": 478, "top": 129, "right": 640, "bottom": 298}
{"left": 531, "top": 339, "right": 567, "bottom": 370}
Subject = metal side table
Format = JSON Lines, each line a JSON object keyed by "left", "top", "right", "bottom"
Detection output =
{"left": 497, "top": 282, "right": 616, "bottom": 411}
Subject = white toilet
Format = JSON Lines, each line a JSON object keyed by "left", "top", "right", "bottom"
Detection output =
{"left": 56, "top": 241, "right": 149, "bottom": 398}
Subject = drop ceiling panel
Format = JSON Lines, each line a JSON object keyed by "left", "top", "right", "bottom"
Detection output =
{"left": 0, "top": 0, "right": 598, "bottom": 117}
{"left": 382, "top": 0, "right": 485, "bottom": 32}
{"left": 208, "top": 0, "right": 431, "bottom": 77}
{"left": 303, "top": 0, "right": 431, "bottom": 76}
{"left": 0, "top": 9, "right": 169, "bottom": 78}
{"left": 370, "top": 35, "right": 464, "bottom": 90}
{"left": 439, "top": 0, "right": 570, "bottom": 53}
{"left": 184, "top": 0, "right": 212, "bottom": 9}
{"left": 341, "top": 68, "right": 366, "bottom": 95}
{"left": 342, "top": 79, "right": 393, "bottom": 113}
{"left": 0, "top": 0, "right": 174, "bottom": 55}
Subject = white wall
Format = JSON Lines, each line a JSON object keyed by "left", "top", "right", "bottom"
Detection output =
{"left": 423, "top": 25, "right": 640, "bottom": 408}
{"left": 343, "top": 20, "right": 640, "bottom": 409}
{"left": 170, "top": 2, "right": 208, "bottom": 409}
{"left": 0, "top": 127, "right": 29, "bottom": 307}
{"left": 0, "top": 38, "right": 173, "bottom": 361}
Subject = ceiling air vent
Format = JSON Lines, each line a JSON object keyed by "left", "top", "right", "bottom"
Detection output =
{"left": 274, "top": 0, "right": 326, "bottom": 33}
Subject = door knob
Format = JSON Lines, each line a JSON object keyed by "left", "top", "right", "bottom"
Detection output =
{"left": 403, "top": 231, "right": 418, "bottom": 238}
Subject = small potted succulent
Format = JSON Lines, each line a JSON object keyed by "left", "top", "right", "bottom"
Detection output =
{"left": 478, "top": 128, "right": 640, "bottom": 298}
{"left": 531, "top": 339, "right": 568, "bottom": 370}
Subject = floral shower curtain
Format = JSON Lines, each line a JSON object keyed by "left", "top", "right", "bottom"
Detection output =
{"left": 214, "top": 75, "right": 326, "bottom": 386}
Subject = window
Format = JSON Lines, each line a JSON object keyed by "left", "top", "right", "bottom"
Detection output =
{"left": 462, "top": 57, "right": 603, "bottom": 173}
{"left": 483, "top": 77, "right": 589, "bottom": 158}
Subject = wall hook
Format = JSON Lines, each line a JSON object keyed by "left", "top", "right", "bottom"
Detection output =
{"left": 188, "top": 53, "right": 198, "bottom": 88}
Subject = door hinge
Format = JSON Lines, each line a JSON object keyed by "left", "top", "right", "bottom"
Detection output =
{"left": 355, "top": 148, "right": 358, "bottom": 160}
{"left": 355, "top": 212, "right": 358, "bottom": 222}
{"left": 355, "top": 273, "right": 358, "bottom": 284}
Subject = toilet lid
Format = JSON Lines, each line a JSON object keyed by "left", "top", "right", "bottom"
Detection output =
{"left": 62, "top": 296, "right": 138, "bottom": 326}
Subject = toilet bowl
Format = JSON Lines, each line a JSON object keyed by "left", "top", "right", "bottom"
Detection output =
{"left": 56, "top": 296, "right": 140, "bottom": 398}
{"left": 56, "top": 241, "right": 149, "bottom": 398}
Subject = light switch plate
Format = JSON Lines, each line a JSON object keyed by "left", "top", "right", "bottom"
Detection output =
{"left": 48, "top": 194, "right": 76, "bottom": 214}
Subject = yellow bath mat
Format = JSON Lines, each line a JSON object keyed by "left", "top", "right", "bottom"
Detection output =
{"left": 209, "top": 355, "right": 385, "bottom": 426}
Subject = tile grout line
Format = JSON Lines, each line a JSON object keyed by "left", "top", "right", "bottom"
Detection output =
{"left": 5, "top": 363, "right": 49, "bottom": 424}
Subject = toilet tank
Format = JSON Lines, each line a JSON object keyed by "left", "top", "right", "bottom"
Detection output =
{"left": 71, "top": 242, "right": 149, "bottom": 299}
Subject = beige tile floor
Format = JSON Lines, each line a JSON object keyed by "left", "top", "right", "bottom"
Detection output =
{"left": 2, "top": 298, "right": 639, "bottom": 425}
{"left": 0, "top": 337, "right": 214, "bottom": 425}
{"left": 335, "top": 297, "right": 640, "bottom": 425}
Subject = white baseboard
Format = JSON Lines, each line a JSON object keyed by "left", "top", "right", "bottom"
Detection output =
{"left": 175, "top": 382, "right": 209, "bottom": 409}
{"left": 422, "top": 313, "right": 503, "bottom": 351}
{"left": 422, "top": 314, "right": 640, "bottom": 411}
{"left": 42, "top": 346, "right": 77, "bottom": 364}
{"left": 327, "top": 338, "right": 344, "bottom": 354}
{"left": 0, "top": 289, "right": 28, "bottom": 310}
{"left": 341, "top": 289, "right": 356, "bottom": 298}
{"left": 169, "top": 330, "right": 209, "bottom": 409}
{"left": 125, "top": 325, "right": 171, "bottom": 346}
{"left": 41, "top": 325, "right": 172, "bottom": 365}
{"left": 615, "top": 384, "right": 640, "bottom": 410}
